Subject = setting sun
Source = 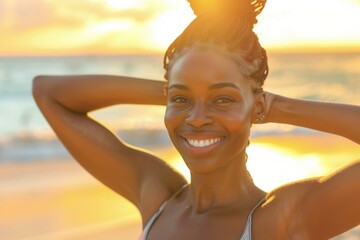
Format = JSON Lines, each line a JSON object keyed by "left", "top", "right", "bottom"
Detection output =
{"left": 148, "top": 7, "right": 194, "bottom": 51}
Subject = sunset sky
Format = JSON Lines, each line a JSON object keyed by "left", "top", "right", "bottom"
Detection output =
{"left": 1, "top": 0, "right": 360, "bottom": 56}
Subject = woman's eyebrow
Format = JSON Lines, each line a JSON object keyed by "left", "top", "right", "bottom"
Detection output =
{"left": 168, "top": 84, "right": 190, "bottom": 91}
{"left": 209, "top": 82, "right": 241, "bottom": 90}
{"left": 168, "top": 82, "right": 241, "bottom": 91}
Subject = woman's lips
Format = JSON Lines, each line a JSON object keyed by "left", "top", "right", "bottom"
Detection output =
{"left": 179, "top": 133, "right": 225, "bottom": 156}
{"left": 186, "top": 137, "right": 221, "bottom": 147}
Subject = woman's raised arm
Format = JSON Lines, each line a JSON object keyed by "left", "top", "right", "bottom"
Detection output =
{"left": 32, "top": 75, "right": 187, "bottom": 222}
{"left": 264, "top": 92, "right": 360, "bottom": 144}
{"left": 33, "top": 75, "right": 167, "bottom": 112}
{"left": 263, "top": 92, "right": 360, "bottom": 239}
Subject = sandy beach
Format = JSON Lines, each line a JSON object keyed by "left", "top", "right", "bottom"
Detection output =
{"left": 0, "top": 158, "right": 144, "bottom": 240}
{"left": 1, "top": 135, "right": 359, "bottom": 240}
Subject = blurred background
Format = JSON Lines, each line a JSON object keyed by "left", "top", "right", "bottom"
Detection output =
{"left": 0, "top": 0, "right": 359, "bottom": 239}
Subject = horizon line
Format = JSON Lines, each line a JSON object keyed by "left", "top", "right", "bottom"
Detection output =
{"left": 1, "top": 45, "right": 360, "bottom": 58}
{"left": 1, "top": 49, "right": 359, "bottom": 58}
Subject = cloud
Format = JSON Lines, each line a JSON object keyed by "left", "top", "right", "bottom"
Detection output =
{"left": 1, "top": 0, "right": 162, "bottom": 33}
{"left": 1, "top": 0, "right": 80, "bottom": 32}
{"left": 0, "top": 1, "right": 5, "bottom": 18}
{"left": 0, "top": 0, "right": 173, "bottom": 54}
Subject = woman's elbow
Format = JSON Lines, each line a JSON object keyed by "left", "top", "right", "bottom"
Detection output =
{"left": 32, "top": 75, "right": 53, "bottom": 103}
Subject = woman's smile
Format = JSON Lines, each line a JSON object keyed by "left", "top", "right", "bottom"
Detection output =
{"left": 186, "top": 138, "right": 221, "bottom": 147}
{"left": 179, "top": 132, "right": 226, "bottom": 157}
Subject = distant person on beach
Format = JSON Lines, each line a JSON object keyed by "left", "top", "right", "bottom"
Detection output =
{"left": 33, "top": 0, "right": 360, "bottom": 239}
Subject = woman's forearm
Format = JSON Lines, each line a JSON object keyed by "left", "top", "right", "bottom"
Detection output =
{"left": 267, "top": 95, "right": 360, "bottom": 144}
{"left": 32, "top": 75, "right": 166, "bottom": 113}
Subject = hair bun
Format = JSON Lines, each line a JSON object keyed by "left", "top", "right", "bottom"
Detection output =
{"left": 188, "top": 0, "right": 267, "bottom": 25}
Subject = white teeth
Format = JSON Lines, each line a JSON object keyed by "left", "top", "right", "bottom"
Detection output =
{"left": 187, "top": 138, "right": 221, "bottom": 148}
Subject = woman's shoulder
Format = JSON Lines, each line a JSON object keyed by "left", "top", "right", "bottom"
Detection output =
{"left": 266, "top": 177, "right": 319, "bottom": 200}
{"left": 258, "top": 178, "right": 321, "bottom": 238}
{"left": 264, "top": 177, "right": 321, "bottom": 217}
{"left": 139, "top": 178, "right": 188, "bottom": 227}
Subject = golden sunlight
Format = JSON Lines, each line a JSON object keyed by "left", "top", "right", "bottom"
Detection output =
{"left": 173, "top": 158, "right": 191, "bottom": 182}
{"left": 84, "top": 20, "right": 135, "bottom": 36}
{"left": 170, "top": 135, "right": 360, "bottom": 193}
{"left": 256, "top": 0, "right": 360, "bottom": 51}
{"left": 246, "top": 144, "right": 326, "bottom": 191}
{"left": 171, "top": 143, "right": 326, "bottom": 192}
{"left": 0, "top": 0, "right": 359, "bottom": 55}
{"left": 147, "top": 2, "right": 194, "bottom": 51}
{"left": 106, "top": 0, "right": 144, "bottom": 10}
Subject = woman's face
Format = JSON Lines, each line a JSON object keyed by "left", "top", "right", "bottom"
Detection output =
{"left": 164, "top": 47, "right": 261, "bottom": 174}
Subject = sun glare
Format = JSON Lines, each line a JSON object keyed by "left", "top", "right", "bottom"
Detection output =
{"left": 247, "top": 144, "right": 326, "bottom": 191}
{"left": 171, "top": 143, "right": 329, "bottom": 192}
{"left": 85, "top": 20, "right": 134, "bottom": 35}
{"left": 106, "top": 0, "right": 144, "bottom": 10}
{"left": 147, "top": 4, "right": 195, "bottom": 51}
{"left": 173, "top": 159, "right": 191, "bottom": 182}
{"left": 256, "top": 0, "right": 360, "bottom": 51}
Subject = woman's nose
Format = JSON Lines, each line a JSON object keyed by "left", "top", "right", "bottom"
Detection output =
{"left": 185, "top": 101, "right": 213, "bottom": 128}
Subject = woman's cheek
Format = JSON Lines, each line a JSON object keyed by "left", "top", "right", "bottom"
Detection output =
{"left": 222, "top": 108, "right": 253, "bottom": 132}
{"left": 164, "top": 107, "right": 183, "bottom": 131}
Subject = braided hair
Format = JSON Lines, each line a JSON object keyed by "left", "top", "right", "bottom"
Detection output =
{"left": 163, "top": 0, "right": 269, "bottom": 91}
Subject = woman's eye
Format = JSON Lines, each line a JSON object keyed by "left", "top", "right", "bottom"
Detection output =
{"left": 214, "top": 96, "right": 235, "bottom": 104}
{"left": 171, "top": 96, "right": 188, "bottom": 104}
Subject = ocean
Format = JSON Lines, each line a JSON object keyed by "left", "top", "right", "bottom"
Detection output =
{"left": 0, "top": 53, "right": 359, "bottom": 162}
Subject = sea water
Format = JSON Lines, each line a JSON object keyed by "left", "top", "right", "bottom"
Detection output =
{"left": 0, "top": 53, "right": 359, "bottom": 162}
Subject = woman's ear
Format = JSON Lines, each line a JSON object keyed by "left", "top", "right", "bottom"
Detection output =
{"left": 252, "top": 92, "right": 266, "bottom": 124}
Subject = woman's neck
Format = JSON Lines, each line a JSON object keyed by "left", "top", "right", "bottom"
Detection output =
{"left": 187, "top": 154, "right": 263, "bottom": 214}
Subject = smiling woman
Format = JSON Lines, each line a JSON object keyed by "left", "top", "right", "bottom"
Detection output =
{"left": 32, "top": 0, "right": 360, "bottom": 239}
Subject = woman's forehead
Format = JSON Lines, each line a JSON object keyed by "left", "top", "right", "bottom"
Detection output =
{"left": 168, "top": 47, "right": 251, "bottom": 90}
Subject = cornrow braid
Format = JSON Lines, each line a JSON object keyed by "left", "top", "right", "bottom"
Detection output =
{"left": 163, "top": 0, "right": 269, "bottom": 90}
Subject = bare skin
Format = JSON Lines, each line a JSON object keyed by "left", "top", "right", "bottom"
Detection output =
{"left": 33, "top": 48, "right": 360, "bottom": 239}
